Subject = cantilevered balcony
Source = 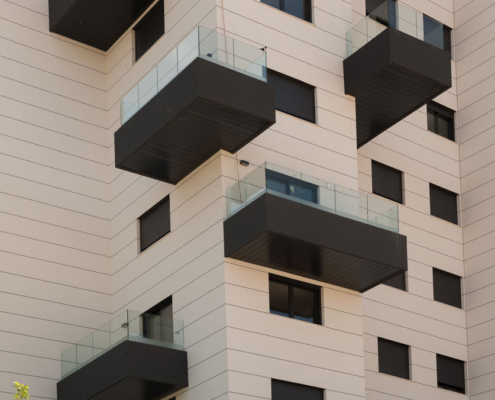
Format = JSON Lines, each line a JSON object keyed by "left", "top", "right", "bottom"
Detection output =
{"left": 58, "top": 311, "right": 187, "bottom": 400}
{"left": 49, "top": 0, "right": 156, "bottom": 51}
{"left": 115, "top": 26, "right": 276, "bottom": 185}
{"left": 344, "top": 1, "right": 452, "bottom": 148}
{"left": 224, "top": 163, "right": 407, "bottom": 292}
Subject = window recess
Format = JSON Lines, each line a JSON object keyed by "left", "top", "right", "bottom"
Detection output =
{"left": 261, "top": 0, "right": 312, "bottom": 23}
{"left": 267, "top": 69, "right": 316, "bottom": 123}
{"left": 269, "top": 275, "right": 321, "bottom": 325}
{"left": 139, "top": 196, "right": 171, "bottom": 252}
{"left": 378, "top": 338, "right": 410, "bottom": 380}
{"left": 427, "top": 102, "right": 455, "bottom": 141}
{"left": 372, "top": 161, "right": 403, "bottom": 204}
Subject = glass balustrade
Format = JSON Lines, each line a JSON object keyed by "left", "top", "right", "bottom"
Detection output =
{"left": 226, "top": 162, "right": 399, "bottom": 233}
{"left": 347, "top": 1, "right": 448, "bottom": 56}
{"left": 60, "top": 310, "right": 184, "bottom": 379}
{"left": 121, "top": 26, "right": 267, "bottom": 124}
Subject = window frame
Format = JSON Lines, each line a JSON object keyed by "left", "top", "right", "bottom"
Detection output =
{"left": 437, "top": 354, "right": 466, "bottom": 394}
{"left": 267, "top": 69, "right": 316, "bottom": 123}
{"left": 261, "top": 0, "right": 312, "bottom": 23}
{"left": 139, "top": 196, "right": 171, "bottom": 252}
{"left": 378, "top": 338, "right": 410, "bottom": 380}
{"left": 272, "top": 379, "right": 324, "bottom": 400}
{"left": 269, "top": 275, "right": 322, "bottom": 325}
{"left": 427, "top": 102, "right": 455, "bottom": 141}
{"left": 134, "top": 0, "right": 165, "bottom": 62}
{"left": 372, "top": 161, "right": 404, "bottom": 204}
{"left": 429, "top": 183, "right": 458, "bottom": 225}
{"left": 143, "top": 296, "right": 173, "bottom": 341}
{"left": 433, "top": 268, "right": 462, "bottom": 309}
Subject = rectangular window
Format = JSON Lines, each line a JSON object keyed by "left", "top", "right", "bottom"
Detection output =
{"left": 261, "top": 0, "right": 312, "bottom": 23}
{"left": 378, "top": 338, "right": 410, "bottom": 380}
{"left": 139, "top": 196, "right": 171, "bottom": 252}
{"left": 372, "top": 161, "right": 403, "bottom": 204}
{"left": 266, "top": 169, "right": 318, "bottom": 204}
{"left": 433, "top": 268, "right": 462, "bottom": 308}
{"left": 382, "top": 272, "right": 406, "bottom": 291}
{"left": 134, "top": 0, "right": 164, "bottom": 62}
{"left": 143, "top": 296, "right": 173, "bottom": 341}
{"left": 437, "top": 355, "right": 465, "bottom": 394}
{"left": 430, "top": 184, "right": 458, "bottom": 224}
{"left": 427, "top": 102, "right": 455, "bottom": 141}
{"left": 269, "top": 276, "right": 321, "bottom": 325}
{"left": 272, "top": 380, "right": 323, "bottom": 400}
{"left": 267, "top": 69, "right": 316, "bottom": 123}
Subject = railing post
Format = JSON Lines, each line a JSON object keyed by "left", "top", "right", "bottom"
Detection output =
{"left": 197, "top": 26, "right": 200, "bottom": 59}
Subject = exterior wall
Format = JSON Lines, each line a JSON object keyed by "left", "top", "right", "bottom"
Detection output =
{"left": 456, "top": 1, "right": 495, "bottom": 399}
{"left": 355, "top": 1, "right": 470, "bottom": 400}
{"left": 0, "top": 1, "right": 492, "bottom": 400}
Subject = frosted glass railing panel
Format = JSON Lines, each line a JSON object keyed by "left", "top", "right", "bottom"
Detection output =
{"left": 60, "top": 310, "right": 184, "bottom": 380}
{"left": 121, "top": 86, "right": 139, "bottom": 125}
{"left": 177, "top": 28, "right": 200, "bottom": 73}
{"left": 347, "top": 1, "right": 448, "bottom": 56}
{"left": 157, "top": 48, "right": 178, "bottom": 91}
{"left": 226, "top": 162, "right": 399, "bottom": 233}
{"left": 120, "top": 26, "right": 267, "bottom": 125}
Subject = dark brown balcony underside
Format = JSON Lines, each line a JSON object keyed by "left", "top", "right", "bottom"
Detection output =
{"left": 57, "top": 341, "right": 187, "bottom": 400}
{"left": 49, "top": 0, "right": 155, "bottom": 51}
{"left": 344, "top": 28, "right": 452, "bottom": 148}
{"left": 115, "top": 58, "right": 276, "bottom": 185}
{"left": 224, "top": 193, "right": 408, "bottom": 293}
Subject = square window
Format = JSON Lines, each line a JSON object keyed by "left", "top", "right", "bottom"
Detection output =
{"left": 433, "top": 268, "right": 462, "bottom": 308}
{"left": 437, "top": 355, "right": 465, "bottom": 394}
{"left": 272, "top": 380, "right": 323, "bottom": 400}
{"left": 267, "top": 69, "right": 316, "bottom": 123}
{"left": 261, "top": 0, "right": 312, "bottom": 23}
{"left": 269, "top": 276, "right": 321, "bottom": 325}
{"left": 134, "top": 0, "right": 164, "bottom": 62}
{"left": 139, "top": 196, "right": 170, "bottom": 252}
{"left": 372, "top": 161, "right": 403, "bottom": 204}
{"left": 430, "top": 184, "right": 458, "bottom": 224}
{"left": 427, "top": 102, "right": 455, "bottom": 141}
{"left": 378, "top": 338, "right": 410, "bottom": 380}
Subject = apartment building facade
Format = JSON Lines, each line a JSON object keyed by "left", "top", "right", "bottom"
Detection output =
{"left": 0, "top": 0, "right": 493, "bottom": 399}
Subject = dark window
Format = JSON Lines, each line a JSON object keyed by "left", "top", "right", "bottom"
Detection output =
{"left": 261, "top": 0, "right": 312, "bottom": 23}
{"left": 272, "top": 380, "right": 323, "bottom": 400}
{"left": 139, "top": 196, "right": 170, "bottom": 252}
{"left": 269, "top": 276, "right": 321, "bottom": 324}
{"left": 437, "top": 355, "right": 465, "bottom": 394}
{"left": 430, "top": 184, "right": 458, "bottom": 224}
{"left": 266, "top": 169, "right": 318, "bottom": 204}
{"left": 267, "top": 69, "right": 316, "bottom": 123}
{"left": 382, "top": 272, "right": 406, "bottom": 291}
{"left": 143, "top": 296, "right": 173, "bottom": 341}
{"left": 433, "top": 268, "right": 462, "bottom": 308}
{"left": 372, "top": 161, "right": 403, "bottom": 203}
{"left": 378, "top": 338, "right": 410, "bottom": 380}
{"left": 134, "top": 0, "right": 164, "bottom": 62}
{"left": 427, "top": 102, "right": 455, "bottom": 141}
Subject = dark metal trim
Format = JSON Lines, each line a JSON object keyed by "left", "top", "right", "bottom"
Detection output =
{"left": 224, "top": 193, "right": 408, "bottom": 292}
{"left": 57, "top": 340, "right": 188, "bottom": 400}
